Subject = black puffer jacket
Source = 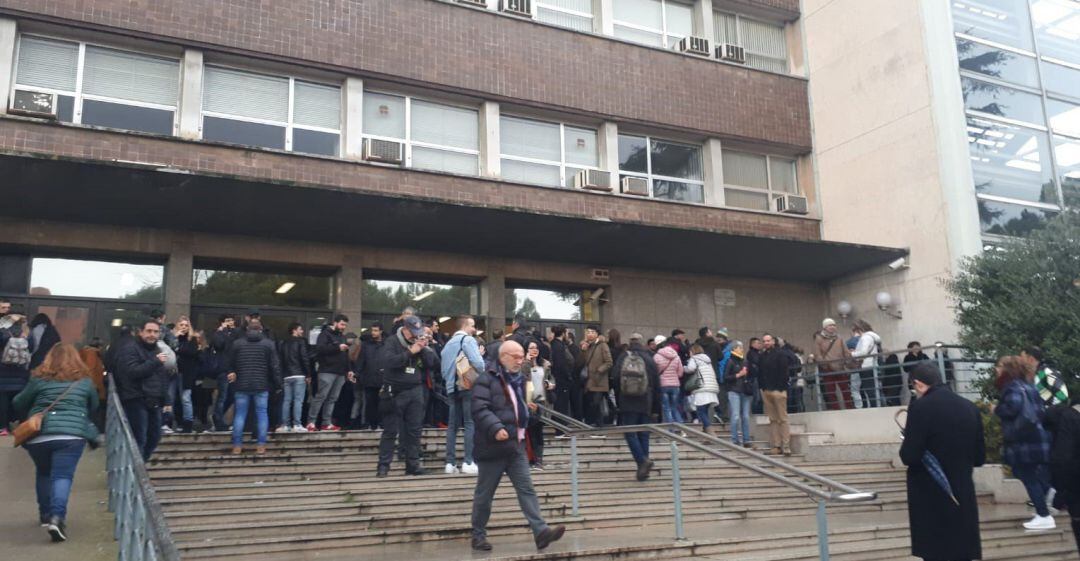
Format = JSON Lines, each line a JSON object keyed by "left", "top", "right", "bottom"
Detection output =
{"left": 315, "top": 327, "right": 350, "bottom": 375}
{"left": 1045, "top": 399, "right": 1080, "bottom": 504}
{"left": 358, "top": 337, "right": 385, "bottom": 388}
{"left": 227, "top": 331, "right": 281, "bottom": 393}
{"left": 114, "top": 339, "right": 169, "bottom": 405}
{"left": 281, "top": 336, "right": 313, "bottom": 379}
{"left": 471, "top": 363, "right": 528, "bottom": 461}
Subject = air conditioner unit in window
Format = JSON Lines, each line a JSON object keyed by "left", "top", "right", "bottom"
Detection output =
{"left": 457, "top": 0, "right": 489, "bottom": 7}
{"left": 499, "top": 0, "right": 532, "bottom": 17}
{"left": 677, "top": 36, "right": 710, "bottom": 57}
{"left": 716, "top": 43, "right": 747, "bottom": 64}
{"left": 363, "top": 138, "right": 403, "bottom": 165}
{"left": 574, "top": 169, "right": 612, "bottom": 192}
{"left": 620, "top": 176, "right": 650, "bottom": 196}
{"left": 8, "top": 90, "right": 58, "bottom": 119}
{"left": 774, "top": 194, "right": 809, "bottom": 215}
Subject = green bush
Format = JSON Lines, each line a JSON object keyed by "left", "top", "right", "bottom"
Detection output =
{"left": 975, "top": 401, "right": 1003, "bottom": 465}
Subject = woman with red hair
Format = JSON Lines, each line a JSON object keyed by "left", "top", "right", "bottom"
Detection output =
{"left": 994, "top": 355, "right": 1055, "bottom": 530}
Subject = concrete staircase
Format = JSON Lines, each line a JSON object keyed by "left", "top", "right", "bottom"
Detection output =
{"left": 148, "top": 427, "right": 1076, "bottom": 561}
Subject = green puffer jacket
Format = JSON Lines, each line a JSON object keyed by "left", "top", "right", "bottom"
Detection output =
{"left": 13, "top": 377, "right": 100, "bottom": 442}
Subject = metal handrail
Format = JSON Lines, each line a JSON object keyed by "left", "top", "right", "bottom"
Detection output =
{"left": 105, "top": 378, "right": 181, "bottom": 561}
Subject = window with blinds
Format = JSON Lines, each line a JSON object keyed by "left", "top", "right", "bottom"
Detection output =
{"left": 722, "top": 150, "right": 798, "bottom": 211}
{"left": 13, "top": 35, "right": 179, "bottom": 134}
{"left": 202, "top": 66, "right": 341, "bottom": 156}
{"left": 361, "top": 92, "right": 480, "bottom": 175}
{"left": 613, "top": 0, "right": 695, "bottom": 49}
{"left": 535, "top": 0, "right": 594, "bottom": 32}
{"left": 500, "top": 116, "right": 599, "bottom": 188}
{"left": 713, "top": 12, "right": 789, "bottom": 73}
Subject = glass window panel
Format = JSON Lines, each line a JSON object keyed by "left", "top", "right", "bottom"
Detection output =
{"left": 1055, "top": 135, "right": 1080, "bottom": 207}
{"left": 541, "top": 0, "right": 592, "bottom": 12}
{"left": 618, "top": 135, "right": 649, "bottom": 173}
{"left": 654, "top": 180, "right": 704, "bottom": 203}
{"left": 978, "top": 199, "right": 1057, "bottom": 236}
{"left": 81, "top": 99, "right": 175, "bottom": 135}
{"left": 725, "top": 189, "right": 770, "bottom": 211}
{"left": 192, "top": 269, "right": 331, "bottom": 308}
{"left": 614, "top": 0, "right": 663, "bottom": 29}
{"left": 203, "top": 66, "right": 289, "bottom": 123}
{"left": 739, "top": 17, "right": 787, "bottom": 59}
{"left": 564, "top": 166, "right": 586, "bottom": 188}
{"left": 650, "top": 140, "right": 702, "bottom": 180}
{"left": 507, "top": 288, "right": 582, "bottom": 320}
{"left": 1041, "top": 60, "right": 1080, "bottom": 98}
{"left": 501, "top": 159, "right": 562, "bottom": 187}
{"left": 952, "top": 0, "right": 1034, "bottom": 51}
{"left": 202, "top": 116, "right": 286, "bottom": 149}
{"left": 961, "top": 76, "right": 1045, "bottom": 125}
{"left": 564, "top": 126, "right": 599, "bottom": 167}
{"left": 1032, "top": 0, "right": 1080, "bottom": 64}
{"left": 412, "top": 100, "right": 478, "bottom": 150}
{"left": 665, "top": 2, "right": 695, "bottom": 39}
{"left": 769, "top": 157, "right": 798, "bottom": 194}
{"left": 614, "top": 24, "right": 665, "bottom": 46}
{"left": 57, "top": 95, "right": 75, "bottom": 123}
{"left": 537, "top": 6, "right": 593, "bottom": 31}
{"left": 967, "top": 117, "right": 1056, "bottom": 204}
{"left": 1047, "top": 99, "right": 1080, "bottom": 138}
{"left": 293, "top": 81, "right": 341, "bottom": 130}
{"left": 412, "top": 146, "right": 478, "bottom": 175}
{"left": 35, "top": 305, "right": 90, "bottom": 348}
{"left": 363, "top": 280, "right": 477, "bottom": 316}
{"left": 747, "top": 55, "right": 789, "bottom": 73}
{"left": 293, "top": 129, "right": 340, "bottom": 157}
{"left": 82, "top": 46, "right": 180, "bottom": 106}
{"left": 713, "top": 12, "right": 738, "bottom": 44}
{"left": 500, "top": 117, "right": 561, "bottom": 161}
{"left": 722, "top": 151, "right": 768, "bottom": 189}
{"left": 956, "top": 38, "right": 1039, "bottom": 87}
{"left": 30, "top": 258, "right": 163, "bottom": 300}
{"left": 16, "top": 36, "right": 79, "bottom": 92}
{"left": 0, "top": 255, "right": 31, "bottom": 294}
{"left": 362, "top": 92, "right": 406, "bottom": 139}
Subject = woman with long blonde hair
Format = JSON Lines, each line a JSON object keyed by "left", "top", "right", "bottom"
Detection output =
{"left": 13, "top": 343, "right": 100, "bottom": 542}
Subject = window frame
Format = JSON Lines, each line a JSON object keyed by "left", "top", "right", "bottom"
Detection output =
{"left": 721, "top": 151, "right": 799, "bottom": 211}
{"left": 618, "top": 134, "right": 706, "bottom": 203}
{"left": 612, "top": 0, "right": 695, "bottom": 49}
{"left": 499, "top": 115, "right": 601, "bottom": 188}
{"left": 200, "top": 64, "right": 343, "bottom": 155}
{"left": 535, "top": 0, "right": 596, "bottom": 31}
{"left": 713, "top": 11, "right": 790, "bottom": 73}
{"left": 360, "top": 90, "right": 481, "bottom": 175}
{"left": 11, "top": 33, "right": 181, "bottom": 134}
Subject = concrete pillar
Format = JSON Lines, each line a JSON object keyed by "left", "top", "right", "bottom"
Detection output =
{"left": 479, "top": 271, "right": 506, "bottom": 337}
{"left": 695, "top": 0, "right": 715, "bottom": 43}
{"left": 598, "top": 121, "right": 620, "bottom": 191}
{"left": 164, "top": 244, "right": 194, "bottom": 321}
{"left": 343, "top": 77, "right": 364, "bottom": 161}
{"left": 702, "top": 138, "right": 724, "bottom": 207}
{"left": 0, "top": 18, "right": 16, "bottom": 116}
{"left": 177, "top": 49, "right": 204, "bottom": 140}
{"left": 335, "top": 255, "right": 363, "bottom": 320}
{"left": 596, "top": 0, "right": 614, "bottom": 35}
{"left": 480, "top": 101, "right": 501, "bottom": 178}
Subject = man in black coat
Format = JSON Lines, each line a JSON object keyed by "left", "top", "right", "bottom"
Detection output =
{"left": 374, "top": 315, "right": 434, "bottom": 477}
{"left": 469, "top": 340, "right": 565, "bottom": 553}
{"left": 356, "top": 323, "right": 386, "bottom": 429}
{"left": 225, "top": 318, "right": 281, "bottom": 454}
{"left": 612, "top": 334, "right": 660, "bottom": 481}
{"left": 899, "top": 363, "right": 984, "bottom": 561}
{"left": 548, "top": 325, "right": 579, "bottom": 435}
{"left": 1045, "top": 397, "right": 1080, "bottom": 555}
{"left": 307, "top": 314, "right": 355, "bottom": 431}
{"left": 115, "top": 318, "right": 170, "bottom": 461}
{"left": 758, "top": 334, "right": 795, "bottom": 456}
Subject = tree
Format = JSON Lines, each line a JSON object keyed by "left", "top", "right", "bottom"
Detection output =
{"left": 947, "top": 211, "right": 1080, "bottom": 399}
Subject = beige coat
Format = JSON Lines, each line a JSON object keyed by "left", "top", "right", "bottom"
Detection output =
{"left": 576, "top": 338, "right": 613, "bottom": 392}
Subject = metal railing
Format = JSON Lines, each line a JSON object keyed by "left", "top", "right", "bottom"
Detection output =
{"left": 535, "top": 405, "right": 878, "bottom": 561}
{"left": 105, "top": 378, "right": 181, "bottom": 561}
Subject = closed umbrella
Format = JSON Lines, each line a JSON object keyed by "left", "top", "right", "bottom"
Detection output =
{"left": 895, "top": 409, "right": 960, "bottom": 506}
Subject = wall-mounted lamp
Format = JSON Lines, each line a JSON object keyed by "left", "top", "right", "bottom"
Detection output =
{"left": 836, "top": 300, "right": 852, "bottom": 321}
{"left": 875, "top": 291, "right": 902, "bottom": 319}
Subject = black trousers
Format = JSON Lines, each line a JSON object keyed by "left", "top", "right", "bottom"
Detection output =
{"left": 377, "top": 385, "right": 424, "bottom": 471}
{"left": 362, "top": 386, "right": 382, "bottom": 429}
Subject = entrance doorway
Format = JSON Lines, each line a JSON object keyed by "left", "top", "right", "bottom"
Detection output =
{"left": 190, "top": 306, "right": 332, "bottom": 342}
{"left": 12, "top": 298, "right": 160, "bottom": 348}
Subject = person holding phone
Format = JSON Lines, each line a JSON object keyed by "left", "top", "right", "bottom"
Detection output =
{"left": 374, "top": 315, "right": 435, "bottom": 477}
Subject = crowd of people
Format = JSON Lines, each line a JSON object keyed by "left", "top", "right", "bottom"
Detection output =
{"left": 1, "top": 296, "right": 1078, "bottom": 555}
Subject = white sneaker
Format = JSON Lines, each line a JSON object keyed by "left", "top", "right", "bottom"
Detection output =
{"left": 444, "top": 463, "right": 460, "bottom": 474}
{"left": 274, "top": 426, "right": 291, "bottom": 433}
{"left": 1023, "top": 514, "right": 1056, "bottom": 530}
{"left": 461, "top": 462, "right": 478, "bottom": 475}
{"left": 292, "top": 424, "right": 308, "bottom": 433}
{"left": 161, "top": 425, "right": 174, "bottom": 434}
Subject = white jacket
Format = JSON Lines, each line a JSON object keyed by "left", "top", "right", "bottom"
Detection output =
{"left": 853, "top": 331, "right": 882, "bottom": 369}
{"left": 685, "top": 353, "right": 720, "bottom": 395}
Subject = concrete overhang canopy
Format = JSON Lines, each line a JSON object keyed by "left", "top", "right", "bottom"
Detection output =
{"left": 0, "top": 155, "right": 906, "bottom": 283}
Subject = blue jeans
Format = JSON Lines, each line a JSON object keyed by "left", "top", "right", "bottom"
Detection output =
{"left": 281, "top": 377, "right": 307, "bottom": 427}
{"left": 233, "top": 391, "right": 269, "bottom": 447}
{"left": 728, "top": 390, "right": 752, "bottom": 445}
{"left": 660, "top": 387, "right": 684, "bottom": 423}
{"left": 163, "top": 376, "right": 179, "bottom": 426}
{"left": 122, "top": 399, "right": 162, "bottom": 461}
{"left": 694, "top": 402, "right": 713, "bottom": 429}
{"left": 212, "top": 373, "right": 234, "bottom": 430}
{"left": 620, "top": 412, "right": 651, "bottom": 464}
{"left": 25, "top": 439, "right": 86, "bottom": 520}
{"left": 180, "top": 388, "right": 193, "bottom": 422}
{"left": 446, "top": 389, "right": 474, "bottom": 465}
{"left": 1011, "top": 462, "right": 1051, "bottom": 517}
